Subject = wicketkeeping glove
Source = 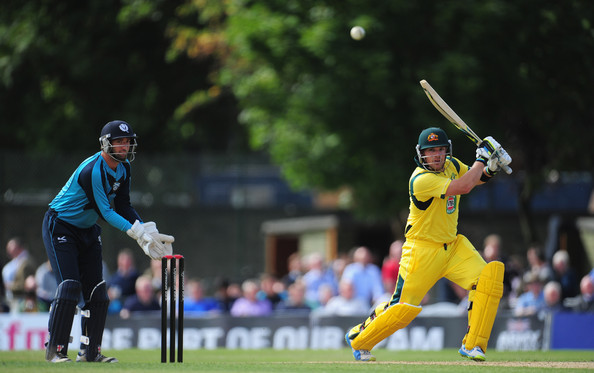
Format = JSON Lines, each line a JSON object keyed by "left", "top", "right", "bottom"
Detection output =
{"left": 126, "top": 220, "right": 174, "bottom": 260}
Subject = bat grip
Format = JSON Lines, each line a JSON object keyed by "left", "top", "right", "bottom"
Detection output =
{"left": 501, "top": 163, "right": 513, "bottom": 174}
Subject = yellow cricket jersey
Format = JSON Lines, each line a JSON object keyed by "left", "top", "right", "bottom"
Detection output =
{"left": 404, "top": 156, "right": 470, "bottom": 244}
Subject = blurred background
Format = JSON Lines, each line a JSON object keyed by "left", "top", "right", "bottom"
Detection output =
{"left": 1, "top": 0, "right": 593, "bottom": 315}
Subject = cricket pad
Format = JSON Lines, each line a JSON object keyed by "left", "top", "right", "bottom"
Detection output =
{"left": 464, "top": 261, "right": 504, "bottom": 352}
{"left": 351, "top": 302, "right": 422, "bottom": 351}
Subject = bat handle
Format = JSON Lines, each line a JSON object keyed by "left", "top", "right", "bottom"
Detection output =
{"left": 501, "top": 163, "right": 513, "bottom": 174}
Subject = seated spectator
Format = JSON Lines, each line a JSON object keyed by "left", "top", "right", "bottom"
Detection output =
{"left": 230, "top": 279, "right": 272, "bottom": 317}
{"left": 316, "top": 280, "right": 369, "bottom": 317}
{"left": 539, "top": 281, "right": 566, "bottom": 318}
{"left": 514, "top": 272, "right": 546, "bottom": 317}
{"left": 143, "top": 258, "right": 163, "bottom": 295}
{"left": 526, "top": 246, "right": 553, "bottom": 283}
{"left": 257, "top": 273, "right": 283, "bottom": 309}
{"left": 552, "top": 250, "right": 580, "bottom": 300}
{"left": 314, "top": 283, "right": 334, "bottom": 310}
{"left": 282, "top": 253, "right": 303, "bottom": 287}
{"left": 563, "top": 274, "right": 594, "bottom": 313}
{"left": 35, "top": 260, "right": 57, "bottom": 310}
{"left": 108, "top": 248, "right": 140, "bottom": 302}
{"left": 184, "top": 278, "right": 222, "bottom": 316}
{"left": 275, "top": 280, "right": 312, "bottom": 315}
{"left": 382, "top": 240, "right": 402, "bottom": 288}
{"left": 107, "top": 286, "right": 123, "bottom": 315}
{"left": 18, "top": 275, "right": 48, "bottom": 312}
{"left": 120, "top": 275, "right": 161, "bottom": 319}
{"left": 301, "top": 253, "right": 338, "bottom": 307}
{"left": 214, "top": 278, "right": 242, "bottom": 313}
{"left": 2, "top": 237, "right": 37, "bottom": 310}
{"left": 341, "top": 247, "right": 384, "bottom": 307}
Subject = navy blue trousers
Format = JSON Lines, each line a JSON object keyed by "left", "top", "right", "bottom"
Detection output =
{"left": 42, "top": 209, "right": 104, "bottom": 301}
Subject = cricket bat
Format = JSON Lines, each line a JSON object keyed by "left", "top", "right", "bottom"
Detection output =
{"left": 419, "top": 79, "right": 512, "bottom": 174}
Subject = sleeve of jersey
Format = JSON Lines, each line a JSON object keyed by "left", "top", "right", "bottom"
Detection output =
{"left": 91, "top": 162, "right": 133, "bottom": 232}
{"left": 114, "top": 167, "right": 142, "bottom": 225}
{"left": 413, "top": 172, "right": 450, "bottom": 201}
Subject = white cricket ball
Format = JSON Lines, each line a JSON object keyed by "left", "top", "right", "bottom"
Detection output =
{"left": 350, "top": 26, "right": 365, "bottom": 40}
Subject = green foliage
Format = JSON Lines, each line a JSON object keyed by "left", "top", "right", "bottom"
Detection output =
{"left": 0, "top": 0, "right": 247, "bottom": 154}
{"left": 1, "top": 0, "right": 593, "bottom": 221}
{"left": 174, "top": 0, "right": 594, "bottom": 219}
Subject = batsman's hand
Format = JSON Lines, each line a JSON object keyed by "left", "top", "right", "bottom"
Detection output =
{"left": 127, "top": 220, "right": 174, "bottom": 260}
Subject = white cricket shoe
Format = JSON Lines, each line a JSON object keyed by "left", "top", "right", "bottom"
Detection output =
{"left": 76, "top": 350, "right": 118, "bottom": 363}
{"left": 49, "top": 352, "right": 72, "bottom": 363}
{"left": 458, "top": 344, "right": 486, "bottom": 361}
{"left": 345, "top": 332, "right": 376, "bottom": 362}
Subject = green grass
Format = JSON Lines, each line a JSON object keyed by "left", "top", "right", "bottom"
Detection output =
{"left": 1, "top": 349, "right": 593, "bottom": 373}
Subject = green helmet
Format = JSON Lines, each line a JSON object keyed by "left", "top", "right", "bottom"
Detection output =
{"left": 417, "top": 127, "right": 449, "bottom": 150}
{"left": 415, "top": 127, "right": 452, "bottom": 171}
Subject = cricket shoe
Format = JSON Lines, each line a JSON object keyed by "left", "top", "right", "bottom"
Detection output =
{"left": 49, "top": 353, "right": 72, "bottom": 363}
{"left": 345, "top": 331, "right": 376, "bottom": 362}
{"left": 458, "top": 344, "right": 486, "bottom": 361}
{"left": 76, "top": 350, "right": 118, "bottom": 363}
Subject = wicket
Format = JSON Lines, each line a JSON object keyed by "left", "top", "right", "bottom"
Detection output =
{"left": 161, "top": 254, "right": 184, "bottom": 363}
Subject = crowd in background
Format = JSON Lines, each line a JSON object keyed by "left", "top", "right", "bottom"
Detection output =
{"left": 2, "top": 235, "right": 594, "bottom": 319}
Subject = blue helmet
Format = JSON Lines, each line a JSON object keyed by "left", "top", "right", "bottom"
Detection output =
{"left": 99, "top": 120, "right": 137, "bottom": 162}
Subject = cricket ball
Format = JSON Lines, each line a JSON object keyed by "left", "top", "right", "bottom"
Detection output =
{"left": 350, "top": 26, "right": 365, "bottom": 41}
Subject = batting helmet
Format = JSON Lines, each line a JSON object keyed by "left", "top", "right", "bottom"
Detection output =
{"left": 415, "top": 127, "right": 452, "bottom": 171}
{"left": 99, "top": 120, "right": 137, "bottom": 162}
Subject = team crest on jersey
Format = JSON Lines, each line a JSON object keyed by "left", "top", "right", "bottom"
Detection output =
{"left": 119, "top": 123, "right": 129, "bottom": 132}
{"left": 112, "top": 182, "right": 121, "bottom": 192}
{"left": 446, "top": 195, "right": 457, "bottom": 214}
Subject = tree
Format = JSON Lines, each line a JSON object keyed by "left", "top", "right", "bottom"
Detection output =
{"left": 0, "top": 0, "right": 246, "bottom": 153}
{"left": 170, "top": 0, "right": 594, "bottom": 239}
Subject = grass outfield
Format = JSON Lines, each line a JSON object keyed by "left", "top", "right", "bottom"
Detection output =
{"left": 1, "top": 349, "right": 593, "bottom": 372}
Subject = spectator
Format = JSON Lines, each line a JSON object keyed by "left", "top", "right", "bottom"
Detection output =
{"left": 214, "top": 278, "right": 241, "bottom": 312}
{"left": 282, "top": 253, "right": 303, "bottom": 287}
{"left": 482, "top": 234, "right": 514, "bottom": 299}
{"left": 143, "top": 258, "right": 163, "bottom": 295}
{"left": 526, "top": 246, "right": 553, "bottom": 283}
{"left": 120, "top": 275, "right": 160, "bottom": 319}
{"left": 257, "top": 273, "right": 283, "bottom": 309}
{"left": 563, "top": 274, "right": 594, "bottom": 313}
{"left": 35, "top": 260, "right": 58, "bottom": 310}
{"left": 341, "top": 247, "right": 384, "bottom": 307}
{"left": 514, "top": 272, "right": 545, "bottom": 317}
{"left": 540, "top": 281, "right": 566, "bottom": 317}
{"left": 184, "top": 278, "right": 222, "bottom": 316}
{"left": 275, "top": 280, "right": 312, "bottom": 315}
{"left": 316, "top": 280, "right": 370, "bottom": 317}
{"left": 301, "top": 253, "right": 338, "bottom": 306}
{"left": 2, "top": 237, "right": 37, "bottom": 309}
{"left": 108, "top": 248, "right": 140, "bottom": 301}
{"left": 315, "top": 283, "right": 335, "bottom": 310}
{"left": 18, "top": 275, "right": 48, "bottom": 312}
{"left": 230, "top": 279, "right": 272, "bottom": 317}
{"left": 381, "top": 240, "right": 402, "bottom": 294}
{"left": 552, "top": 250, "right": 580, "bottom": 300}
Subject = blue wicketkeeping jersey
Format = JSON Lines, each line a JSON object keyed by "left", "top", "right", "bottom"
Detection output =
{"left": 49, "top": 152, "right": 141, "bottom": 231}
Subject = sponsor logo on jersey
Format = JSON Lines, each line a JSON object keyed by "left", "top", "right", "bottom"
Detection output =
{"left": 57, "top": 236, "right": 67, "bottom": 243}
{"left": 112, "top": 182, "right": 120, "bottom": 192}
{"left": 446, "top": 195, "right": 456, "bottom": 214}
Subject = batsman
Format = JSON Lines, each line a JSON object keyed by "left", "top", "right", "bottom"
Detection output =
{"left": 345, "top": 127, "right": 512, "bottom": 362}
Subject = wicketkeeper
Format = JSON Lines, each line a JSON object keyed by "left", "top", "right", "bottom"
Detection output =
{"left": 42, "top": 120, "right": 174, "bottom": 363}
{"left": 345, "top": 127, "right": 512, "bottom": 362}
